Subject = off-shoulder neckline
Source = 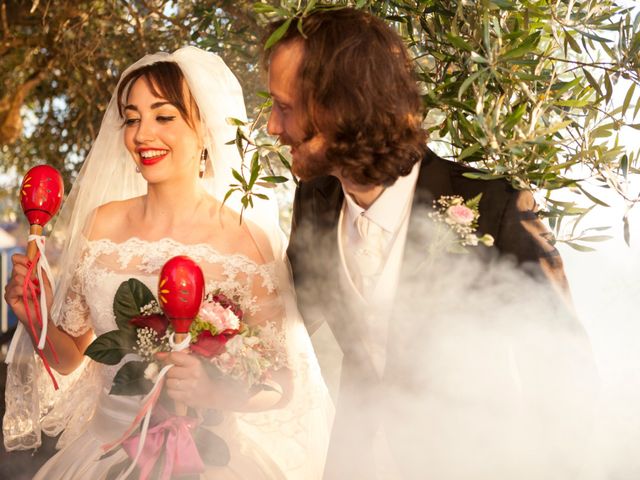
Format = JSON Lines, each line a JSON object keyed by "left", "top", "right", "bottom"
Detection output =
{"left": 84, "top": 236, "right": 274, "bottom": 268}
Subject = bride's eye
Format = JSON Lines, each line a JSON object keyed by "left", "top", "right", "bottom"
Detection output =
{"left": 157, "top": 116, "right": 176, "bottom": 123}
{"left": 124, "top": 118, "right": 139, "bottom": 126}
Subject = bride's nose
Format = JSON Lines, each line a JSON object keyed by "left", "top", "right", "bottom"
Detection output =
{"left": 134, "top": 117, "right": 155, "bottom": 144}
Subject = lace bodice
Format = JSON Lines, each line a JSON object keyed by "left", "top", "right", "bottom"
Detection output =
{"left": 59, "top": 237, "right": 279, "bottom": 339}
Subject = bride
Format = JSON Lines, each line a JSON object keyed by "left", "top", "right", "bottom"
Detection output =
{"left": 3, "top": 47, "right": 331, "bottom": 479}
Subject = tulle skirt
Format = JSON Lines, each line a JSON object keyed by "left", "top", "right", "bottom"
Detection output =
{"left": 34, "top": 390, "right": 285, "bottom": 480}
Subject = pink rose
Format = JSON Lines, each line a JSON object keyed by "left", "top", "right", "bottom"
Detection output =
{"left": 446, "top": 204, "right": 475, "bottom": 225}
{"left": 200, "top": 301, "right": 240, "bottom": 332}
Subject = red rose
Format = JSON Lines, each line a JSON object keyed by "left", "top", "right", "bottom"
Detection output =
{"left": 191, "top": 330, "right": 230, "bottom": 358}
{"left": 130, "top": 314, "right": 168, "bottom": 338}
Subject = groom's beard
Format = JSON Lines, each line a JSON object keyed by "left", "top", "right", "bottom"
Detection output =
{"left": 287, "top": 133, "right": 334, "bottom": 182}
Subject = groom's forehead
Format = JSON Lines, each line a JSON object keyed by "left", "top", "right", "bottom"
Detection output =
{"left": 268, "top": 41, "right": 304, "bottom": 92}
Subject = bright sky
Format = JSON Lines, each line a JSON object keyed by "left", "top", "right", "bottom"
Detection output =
{"left": 556, "top": 0, "right": 640, "bottom": 377}
{"left": 553, "top": 5, "right": 640, "bottom": 452}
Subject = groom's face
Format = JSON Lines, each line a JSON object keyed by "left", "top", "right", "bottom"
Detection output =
{"left": 267, "top": 41, "right": 331, "bottom": 181}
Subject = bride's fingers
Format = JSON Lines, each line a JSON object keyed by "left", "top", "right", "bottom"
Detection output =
{"left": 166, "top": 377, "right": 193, "bottom": 390}
{"left": 11, "top": 254, "right": 30, "bottom": 272}
{"left": 167, "top": 351, "right": 198, "bottom": 367}
{"left": 5, "top": 283, "right": 30, "bottom": 304}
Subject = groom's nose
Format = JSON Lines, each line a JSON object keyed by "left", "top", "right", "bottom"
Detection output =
{"left": 266, "top": 109, "right": 282, "bottom": 137}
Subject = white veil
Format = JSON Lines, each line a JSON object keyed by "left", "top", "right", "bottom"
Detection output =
{"left": 3, "top": 47, "right": 331, "bottom": 478}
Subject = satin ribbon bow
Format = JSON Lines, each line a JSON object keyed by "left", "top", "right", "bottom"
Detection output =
{"left": 122, "top": 415, "right": 205, "bottom": 480}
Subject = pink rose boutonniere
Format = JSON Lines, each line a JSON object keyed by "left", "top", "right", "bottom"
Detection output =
{"left": 428, "top": 194, "right": 495, "bottom": 253}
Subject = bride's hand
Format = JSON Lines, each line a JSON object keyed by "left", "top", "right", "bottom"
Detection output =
{"left": 160, "top": 351, "right": 219, "bottom": 409}
{"left": 157, "top": 351, "right": 288, "bottom": 412}
{"left": 4, "top": 254, "right": 53, "bottom": 328}
{"left": 159, "top": 351, "right": 251, "bottom": 410}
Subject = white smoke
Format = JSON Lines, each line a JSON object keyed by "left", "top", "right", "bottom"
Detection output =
{"left": 306, "top": 204, "right": 638, "bottom": 479}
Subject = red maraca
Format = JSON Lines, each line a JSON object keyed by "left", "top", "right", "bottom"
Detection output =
{"left": 158, "top": 255, "right": 205, "bottom": 337}
{"left": 13, "top": 165, "right": 64, "bottom": 389}
{"left": 158, "top": 256, "right": 204, "bottom": 415}
{"left": 20, "top": 165, "right": 64, "bottom": 259}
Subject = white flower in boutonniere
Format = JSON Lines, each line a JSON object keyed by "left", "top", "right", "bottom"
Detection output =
{"left": 428, "top": 194, "right": 495, "bottom": 253}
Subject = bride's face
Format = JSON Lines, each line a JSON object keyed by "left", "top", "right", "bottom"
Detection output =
{"left": 123, "top": 77, "right": 201, "bottom": 184}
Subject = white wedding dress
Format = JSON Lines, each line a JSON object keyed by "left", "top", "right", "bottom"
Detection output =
{"left": 5, "top": 237, "right": 330, "bottom": 479}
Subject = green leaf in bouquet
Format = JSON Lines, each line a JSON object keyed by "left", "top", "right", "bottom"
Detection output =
{"left": 113, "top": 278, "right": 157, "bottom": 335}
{"left": 85, "top": 330, "right": 133, "bottom": 365}
{"left": 465, "top": 193, "right": 483, "bottom": 210}
{"left": 110, "top": 361, "right": 153, "bottom": 396}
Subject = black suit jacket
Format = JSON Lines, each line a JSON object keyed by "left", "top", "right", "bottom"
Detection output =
{"left": 287, "top": 150, "right": 590, "bottom": 479}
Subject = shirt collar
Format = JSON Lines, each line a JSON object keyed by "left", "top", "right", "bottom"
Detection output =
{"left": 343, "top": 160, "right": 421, "bottom": 233}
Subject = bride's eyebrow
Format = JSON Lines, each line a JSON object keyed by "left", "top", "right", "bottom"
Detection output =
{"left": 123, "top": 101, "right": 174, "bottom": 112}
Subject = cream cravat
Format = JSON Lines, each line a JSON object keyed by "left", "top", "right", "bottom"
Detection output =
{"left": 352, "top": 213, "right": 387, "bottom": 295}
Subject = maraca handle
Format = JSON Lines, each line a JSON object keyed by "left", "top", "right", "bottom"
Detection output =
{"left": 26, "top": 224, "right": 43, "bottom": 260}
{"left": 173, "top": 331, "right": 189, "bottom": 416}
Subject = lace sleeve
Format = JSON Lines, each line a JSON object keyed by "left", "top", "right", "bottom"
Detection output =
{"left": 3, "top": 240, "right": 100, "bottom": 453}
{"left": 55, "top": 243, "right": 92, "bottom": 337}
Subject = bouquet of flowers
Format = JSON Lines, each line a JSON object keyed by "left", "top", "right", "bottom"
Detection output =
{"left": 85, "top": 280, "right": 286, "bottom": 397}
{"left": 84, "top": 277, "right": 287, "bottom": 479}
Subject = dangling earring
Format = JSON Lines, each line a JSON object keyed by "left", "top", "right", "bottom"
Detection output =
{"left": 199, "top": 149, "right": 208, "bottom": 179}
{"left": 135, "top": 165, "right": 140, "bottom": 173}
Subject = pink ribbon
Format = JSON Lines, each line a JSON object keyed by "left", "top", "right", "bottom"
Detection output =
{"left": 122, "top": 415, "right": 205, "bottom": 480}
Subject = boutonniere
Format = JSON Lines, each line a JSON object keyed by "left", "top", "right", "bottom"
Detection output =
{"left": 428, "top": 194, "right": 495, "bottom": 254}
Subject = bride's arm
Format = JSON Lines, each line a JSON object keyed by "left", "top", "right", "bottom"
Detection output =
{"left": 4, "top": 253, "right": 93, "bottom": 375}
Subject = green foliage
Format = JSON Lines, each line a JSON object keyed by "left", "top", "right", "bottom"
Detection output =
{"left": 85, "top": 329, "right": 134, "bottom": 365}
{"left": 0, "top": 0, "right": 265, "bottom": 218}
{"left": 2, "top": 0, "right": 639, "bottom": 248}
{"left": 113, "top": 279, "right": 156, "bottom": 335}
{"left": 223, "top": 96, "right": 296, "bottom": 221}
{"left": 86, "top": 278, "right": 157, "bottom": 365}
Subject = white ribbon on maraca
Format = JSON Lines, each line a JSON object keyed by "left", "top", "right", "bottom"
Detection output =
{"left": 29, "top": 234, "right": 55, "bottom": 350}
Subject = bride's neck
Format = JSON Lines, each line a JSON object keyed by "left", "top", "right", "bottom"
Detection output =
{"left": 142, "top": 180, "right": 210, "bottom": 229}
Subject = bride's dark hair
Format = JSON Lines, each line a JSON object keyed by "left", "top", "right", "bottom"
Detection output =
{"left": 116, "top": 61, "right": 200, "bottom": 129}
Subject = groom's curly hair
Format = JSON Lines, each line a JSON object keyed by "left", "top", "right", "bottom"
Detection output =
{"left": 265, "top": 8, "right": 427, "bottom": 186}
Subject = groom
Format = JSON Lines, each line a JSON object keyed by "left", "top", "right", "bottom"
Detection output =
{"left": 266, "top": 8, "right": 594, "bottom": 479}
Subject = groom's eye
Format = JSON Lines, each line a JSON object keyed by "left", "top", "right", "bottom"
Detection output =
{"left": 275, "top": 101, "right": 290, "bottom": 113}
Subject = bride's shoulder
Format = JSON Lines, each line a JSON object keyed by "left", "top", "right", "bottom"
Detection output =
{"left": 85, "top": 197, "right": 143, "bottom": 241}
{"left": 204, "top": 200, "right": 275, "bottom": 266}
